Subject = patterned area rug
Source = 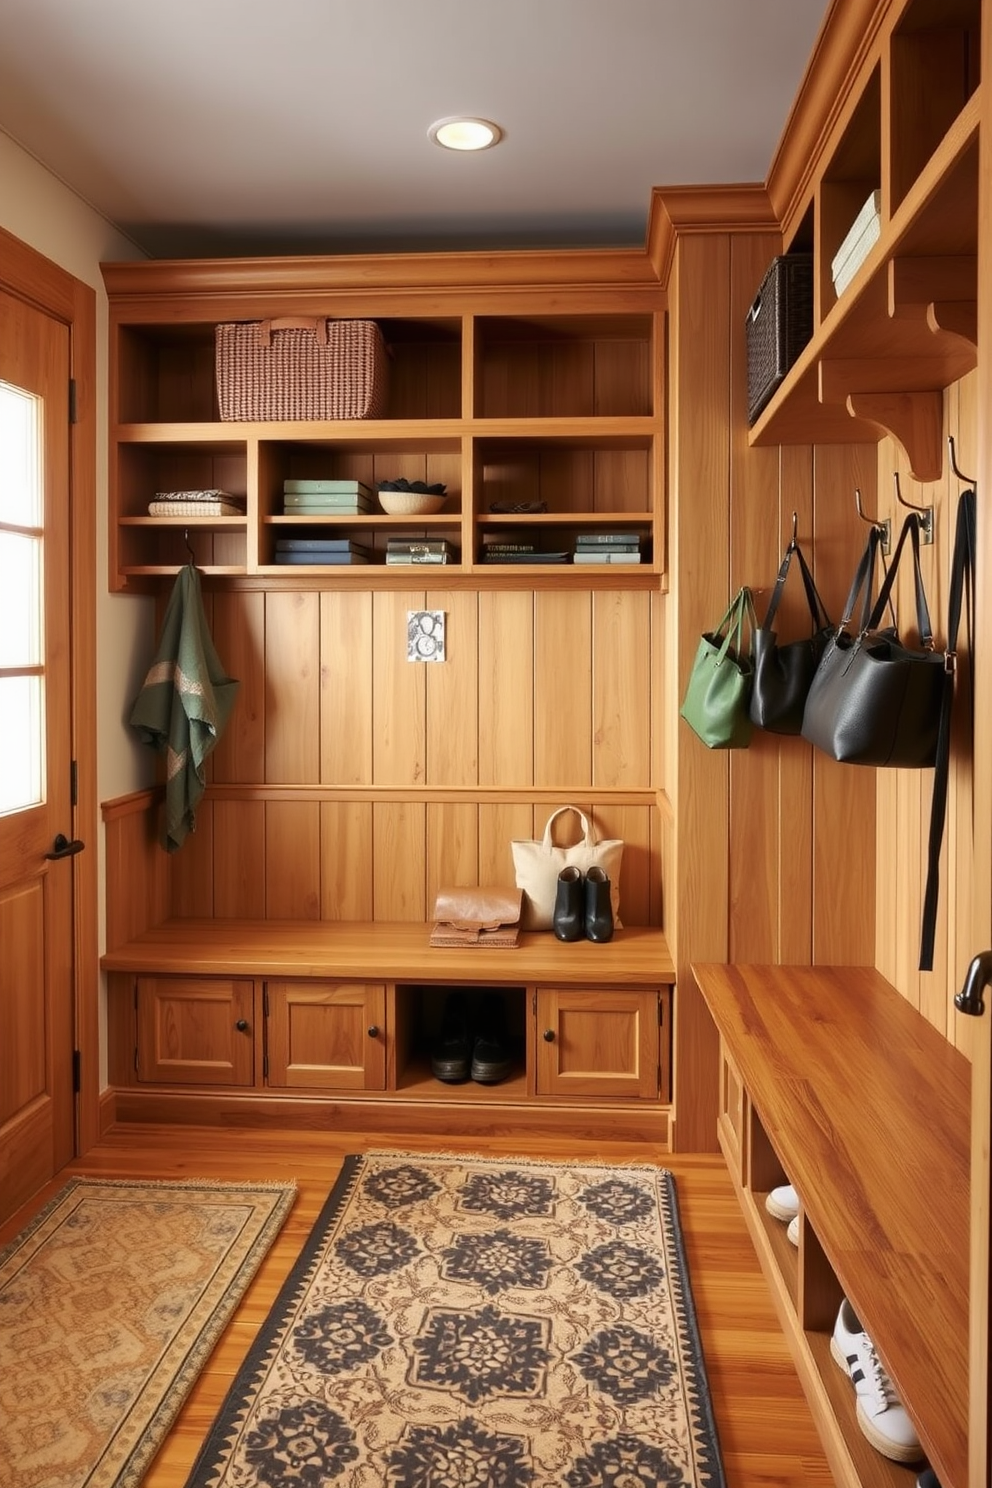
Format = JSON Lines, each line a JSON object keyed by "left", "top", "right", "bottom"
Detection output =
{"left": 187, "top": 1152, "right": 725, "bottom": 1487}
{"left": 0, "top": 1176, "right": 296, "bottom": 1488}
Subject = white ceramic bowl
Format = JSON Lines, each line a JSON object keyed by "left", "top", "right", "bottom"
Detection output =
{"left": 378, "top": 490, "right": 446, "bottom": 516}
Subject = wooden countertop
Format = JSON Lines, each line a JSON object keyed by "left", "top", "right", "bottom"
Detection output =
{"left": 693, "top": 961, "right": 970, "bottom": 1488}
{"left": 102, "top": 919, "right": 675, "bottom": 985}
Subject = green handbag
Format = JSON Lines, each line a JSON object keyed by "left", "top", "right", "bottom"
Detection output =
{"left": 679, "top": 586, "right": 757, "bottom": 749}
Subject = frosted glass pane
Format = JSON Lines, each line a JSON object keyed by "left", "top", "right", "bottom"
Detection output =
{"left": 0, "top": 380, "right": 41, "bottom": 527}
{"left": 0, "top": 532, "right": 41, "bottom": 666}
{"left": 0, "top": 676, "right": 43, "bottom": 814}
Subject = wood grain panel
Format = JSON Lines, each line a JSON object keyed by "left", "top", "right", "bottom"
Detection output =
{"left": 669, "top": 233, "right": 732, "bottom": 1153}
{"left": 594, "top": 339, "right": 651, "bottom": 416}
{"left": 373, "top": 801, "right": 427, "bottom": 921}
{"left": 776, "top": 445, "right": 816, "bottom": 963}
{"left": 534, "top": 590, "right": 592, "bottom": 785}
{"left": 209, "top": 591, "right": 264, "bottom": 784}
{"left": 593, "top": 448, "right": 650, "bottom": 512}
{"left": 808, "top": 443, "right": 878, "bottom": 966}
{"left": 264, "top": 592, "right": 320, "bottom": 783}
{"left": 728, "top": 233, "right": 791, "bottom": 965}
{"left": 480, "top": 802, "right": 535, "bottom": 891}
{"left": 426, "top": 803, "right": 479, "bottom": 907}
{"left": 170, "top": 800, "right": 214, "bottom": 919}
{"left": 587, "top": 803, "right": 656, "bottom": 928}
{"left": 372, "top": 590, "right": 427, "bottom": 787}
{"left": 265, "top": 801, "right": 320, "bottom": 919}
{"left": 478, "top": 591, "right": 534, "bottom": 787}
{"left": 320, "top": 802, "right": 374, "bottom": 921}
{"left": 103, "top": 796, "right": 171, "bottom": 950}
{"left": 426, "top": 589, "right": 478, "bottom": 785}
{"left": 212, "top": 800, "right": 265, "bottom": 919}
{"left": 591, "top": 590, "right": 651, "bottom": 787}
{"left": 319, "top": 591, "right": 373, "bottom": 786}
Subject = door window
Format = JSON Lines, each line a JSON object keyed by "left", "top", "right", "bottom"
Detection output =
{"left": 0, "top": 379, "right": 44, "bottom": 814}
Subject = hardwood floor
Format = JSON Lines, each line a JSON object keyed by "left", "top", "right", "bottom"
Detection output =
{"left": 1, "top": 1124, "right": 834, "bottom": 1486}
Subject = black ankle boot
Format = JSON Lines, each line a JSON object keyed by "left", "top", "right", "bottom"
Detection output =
{"left": 553, "top": 866, "right": 585, "bottom": 941}
{"left": 585, "top": 866, "right": 614, "bottom": 942}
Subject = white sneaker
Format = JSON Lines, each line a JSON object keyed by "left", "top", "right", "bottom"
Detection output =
{"left": 765, "top": 1183, "right": 799, "bottom": 1222}
{"left": 786, "top": 1214, "right": 799, "bottom": 1246}
{"left": 830, "top": 1299, "right": 923, "bottom": 1463}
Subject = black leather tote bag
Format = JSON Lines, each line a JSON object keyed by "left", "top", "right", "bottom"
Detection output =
{"left": 750, "top": 535, "right": 833, "bottom": 734}
{"left": 802, "top": 514, "right": 948, "bottom": 768}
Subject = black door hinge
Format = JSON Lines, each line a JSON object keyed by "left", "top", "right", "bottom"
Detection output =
{"left": 69, "top": 378, "right": 78, "bottom": 424}
{"left": 72, "top": 1049, "right": 81, "bottom": 1093}
{"left": 70, "top": 759, "right": 78, "bottom": 808}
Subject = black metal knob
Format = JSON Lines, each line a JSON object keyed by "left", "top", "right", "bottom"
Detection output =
{"left": 367, "top": 1025, "right": 380, "bottom": 1038}
{"left": 543, "top": 1029, "right": 555, "bottom": 1042}
{"left": 955, "top": 951, "right": 992, "bottom": 1017}
{"left": 235, "top": 1019, "right": 249, "bottom": 1032}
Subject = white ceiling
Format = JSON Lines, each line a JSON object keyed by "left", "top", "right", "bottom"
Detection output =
{"left": 0, "top": 0, "right": 831, "bottom": 259}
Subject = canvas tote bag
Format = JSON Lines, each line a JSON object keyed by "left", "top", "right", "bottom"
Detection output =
{"left": 511, "top": 806, "right": 623, "bottom": 931}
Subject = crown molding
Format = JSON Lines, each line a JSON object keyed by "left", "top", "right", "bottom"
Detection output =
{"left": 765, "top": 0, "right": 890, "bottom": 236}
{"left": 645, "top": 185, "right": 778, "bottom": 284}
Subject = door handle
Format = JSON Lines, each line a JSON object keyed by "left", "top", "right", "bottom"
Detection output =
{"left": 954, "top": 951, "right": 992, "bottom": 1017}
{"left": 45, "top": 833, "right": 85, "bottom": 860}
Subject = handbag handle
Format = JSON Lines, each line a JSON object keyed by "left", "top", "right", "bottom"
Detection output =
{"left": 864, "top": 513, "right": 934, "bottom": 647}
{"left": 713, "top": 587, "right": 756, "bottom": 665}
{"left": 541, "top": 805, "right": 595, "bottom": 850}
{"left": 761, "top": 538, "right": 832, "bottom": 635}
{"left": 835, "top": 524, "right": 892, "bottom": 636}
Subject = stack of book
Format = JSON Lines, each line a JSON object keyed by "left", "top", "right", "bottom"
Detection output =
{"left": 831, "top": 189, "right": 881, "bottom": 298}
{"left": 274, "top": 538, "right": 370, "bottom": 565}
{"left": 282, "top": 478, "right": 374, "bottom": 516}
{"left": 573, "top": 534, "right": 643, "bottom": 564}
{"left": 149, "top": 489, "right": 246, "bottom": 516}
{"left": 481, "top": 542, "right": 569, "bottom": 564}
{"left": 386, "top": 539, "right": 454, "bottom": 566}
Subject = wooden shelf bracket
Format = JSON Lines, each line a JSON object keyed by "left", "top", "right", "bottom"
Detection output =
{"left": 843, "top": 389, "right": 944, "bottom": 482}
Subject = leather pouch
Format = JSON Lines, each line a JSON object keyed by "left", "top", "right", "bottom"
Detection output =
{"left": 430, "top": 886, "right": 523, "bottom": 948}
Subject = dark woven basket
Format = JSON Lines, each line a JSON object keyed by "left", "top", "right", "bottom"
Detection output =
{"left": 746, "top": 255, "right": 813, "bottom": 426}
{"left": 216, "top": 318, "right": 388, "bottom": 421}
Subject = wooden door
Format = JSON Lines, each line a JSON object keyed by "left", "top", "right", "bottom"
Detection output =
{"left": 265, "top": 981, "right": 386, "bottom": 1090}
{"left": 535, "top": 988, "right": 662, "bottom": 1099}
{"left": 0, "top": 290, "right": 75, "bottom": 1223}
{"left": 136, "top": 977, "right": 255, "bottom": 1085}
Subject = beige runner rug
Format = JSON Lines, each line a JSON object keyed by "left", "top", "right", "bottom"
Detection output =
{"left": 186, "top": 1151, "right": 725, "bottom": 1487}
{"left": 0, "top": 1176, "right": 296, "bottom": 1488}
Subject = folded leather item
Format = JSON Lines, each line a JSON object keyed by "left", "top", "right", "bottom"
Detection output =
{"left": 430, "top": 886, "right": 523, "bottom": 948}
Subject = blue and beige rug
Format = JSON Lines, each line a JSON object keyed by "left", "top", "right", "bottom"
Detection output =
{"left": 0, "top": 1176, "right": 295, "bottom": 1488}
{"left": 187, "top": 1152, "right": 725, "bottom": 1487}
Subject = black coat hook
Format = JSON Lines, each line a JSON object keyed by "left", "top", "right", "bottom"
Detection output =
{"left": 854, "top": 488, "right": 891, "bottom": 554}
{"left": 893, "top": 472, "right": 934, "bottom": 545}
{"left": 947, "top": 434, "right": 976, "bottom": 487}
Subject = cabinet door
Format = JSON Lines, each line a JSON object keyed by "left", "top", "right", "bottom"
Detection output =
{"left": 535, "top": 987, "right": 663, "bottom": 1100}
{"left": 136, "top": 976, "right": 254, "bottom": 1086}
{"left": 265, "top": 981, "right": 386, "bottom": 1091}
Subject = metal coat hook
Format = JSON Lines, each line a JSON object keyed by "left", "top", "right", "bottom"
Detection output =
{"left": 893, "top": 471, "right": 934, "bottom": 545}
{"left": 790, "top": 510, "right": 798, "bottom": 546}
{"left": 948, "top": 434, "right": 976, "bottom": 488}
{"left": 854, "top": 488, "right": 891, "bottom": 554}
{"left": 183, "top": 527, "right": 197, "bottom": 563}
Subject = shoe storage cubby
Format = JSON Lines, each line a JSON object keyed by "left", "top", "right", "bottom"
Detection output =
{"left": 103, "top": 262, "right": 665, "bottom": 590}
{"left": 695, "top": 962, "right": 970, "bottom": 1488}
{"left": 391, "top": 984, "right": 528, "bottom": 1099}
{"left": 748, "top": 0, "right": 980, "bottom": 478}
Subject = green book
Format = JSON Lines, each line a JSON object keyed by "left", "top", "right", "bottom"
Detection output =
{"left": 282, "top": 479, "right": 373, "bottom": 496}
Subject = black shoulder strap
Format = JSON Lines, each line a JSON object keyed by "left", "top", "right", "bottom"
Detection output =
{"left": 919, "top": 487, "right": 977, "bottom": 971}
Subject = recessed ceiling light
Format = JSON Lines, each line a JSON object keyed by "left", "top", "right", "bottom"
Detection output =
{"left": 428, "top": 117, "right": 503, "bottom": 152}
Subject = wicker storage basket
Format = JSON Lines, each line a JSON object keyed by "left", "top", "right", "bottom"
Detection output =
{"left": 216, "top": 317, "right": 388, "bottom": 421}
{"left": 746, "top": 255, "right": 813, "bottom": 426}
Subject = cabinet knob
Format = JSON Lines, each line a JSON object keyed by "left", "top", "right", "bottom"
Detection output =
{"left": 543, "top": 1028, "right": 556, "bottom": 1042}
{"left": 367, "top": 1025, "right": 380, "bottom": 1039}
{"left": 235, "top": 1019, "right": 249, "bottom": 1032}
